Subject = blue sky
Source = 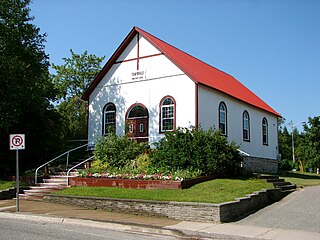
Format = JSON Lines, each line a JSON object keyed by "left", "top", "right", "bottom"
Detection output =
{"left": 30, "top": 0, "right": 320, "bottom": 131}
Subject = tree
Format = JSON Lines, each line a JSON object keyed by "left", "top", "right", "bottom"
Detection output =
{"left": 296, "top": 116, "right": 320, "bottom": 171}
{"left": 0, "top": 0, "right": 61, "bottom": 174}
{"left": 278, "top": 126, "right": 293, "bottom": 170}
{"left": 51, "top": 50, "right": 105, "bottom": 141}
{"left": 52, "top": 49, "right": 105, "bottom": 101}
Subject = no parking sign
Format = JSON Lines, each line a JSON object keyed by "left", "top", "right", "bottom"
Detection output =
{"left": 9, "top": 134, "right": 25, "bottom": 212}
{"left": 10, "top": 134, "right": 25, "bottom": 150}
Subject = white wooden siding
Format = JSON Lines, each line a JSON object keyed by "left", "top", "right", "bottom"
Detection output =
{"left": 198, "top": 84, "right": 278, "bottom": 160}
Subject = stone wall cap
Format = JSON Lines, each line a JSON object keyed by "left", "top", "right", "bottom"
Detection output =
{"left": 45, "top": 194, "right": 218, "bottom": 206}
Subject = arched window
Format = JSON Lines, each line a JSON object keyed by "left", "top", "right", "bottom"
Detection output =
{"left": 262, "top": 117, "right": 268, "bottom": 145}
{"left": 160, "top": 96, "right": 176, "bottom": 133}
{"left": 127, "top": 105, "right": 148, "bottom": 119}
{"left": 103, "top": 103, "right": 116, "bottom": 135}
{"left": 243, "top": 111, "right": 250, "bottom": 141}
{"left": 219, "top": 102, "right": 227, "bottom": 135}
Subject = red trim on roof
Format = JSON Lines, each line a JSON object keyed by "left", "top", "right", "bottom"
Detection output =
{"left": 82, "top": 26, "right": 280, "bottom": 117}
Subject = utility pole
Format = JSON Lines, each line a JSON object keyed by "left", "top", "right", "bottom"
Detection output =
{"left": 290, "top": 121, "right": 306, "bottom": 165}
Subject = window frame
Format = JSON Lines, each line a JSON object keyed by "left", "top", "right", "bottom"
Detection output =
{"left": 159, "top": 96, "right": 176, "bottom": 133}
{"left": 262, "top": 117, "right": 268, "bottom": 145}
{"left": 127, "top": 104, "right": 148, "bottom": 119}
{"left": 218, "top": 101, "right": 227, "bottom": 136}
{"left": 242, "top": 110, "right": 250, "bottom": 142}
{"left": 102, "top": 103, "right": 116, "bottom": 136}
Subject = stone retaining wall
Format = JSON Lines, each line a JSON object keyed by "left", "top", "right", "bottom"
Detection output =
{"left": 219, "top": 188, "right": 285, "bottom": 222}
{"left": 243, "top": 156, "right": 278, "bottom": 174}
{"left": 44, "top": 188, "right": 289, "bottom": 223}
{"left": 0, "top": 188, "right": 16, "bottom": 200}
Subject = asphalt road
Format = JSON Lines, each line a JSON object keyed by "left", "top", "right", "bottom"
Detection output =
{"left": 236, "top": 186, "right": 320, "bottom": 233}
{"left": 0, "top": 215, "right": 179, "bottom": 240}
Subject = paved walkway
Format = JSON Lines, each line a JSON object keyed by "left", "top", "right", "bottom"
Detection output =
{"left": 236, "top": 186, "right": 320, "bottom": 233}
{"left": 0, "top": 199, "right": 178, "bottom": 228}
{"left": 1, "top": 189, "right": 320, "bottom": 240}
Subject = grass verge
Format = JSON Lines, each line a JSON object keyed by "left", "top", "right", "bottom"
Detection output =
{"left": 280, "top": 171, "right": 320, "bottom": 187}
{"left": 0, "top": 180, "right": 15, "bottom": 190}
{"left": 55, "top": 177, "right": 273, "bottom": 204}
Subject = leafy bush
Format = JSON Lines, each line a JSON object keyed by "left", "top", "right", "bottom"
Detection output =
{"left": 151, "top": 127, "right": 242, "bottom": 177}
{"left": 132, "top": 154, "right": 152, "bottom": 173}
{"left": 94, "top": 133, "right": 147, "bottom": 168}
{"left": 279, "top": 159, "right": 293, "bottom": 171}
{"left": 171, "top": 169, "right": 202, "bottom": 181}
{"left": 91, "top": 128, "right": 241, "bottom": 179}
{"left": 90, "top": 159, "right": 110, "bottom": 173}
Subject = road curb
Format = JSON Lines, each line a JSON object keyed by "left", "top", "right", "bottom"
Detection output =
{"left": 0, "top": 212, "right": 65, "bottom": 223}
{"left": 0, "top": 211, "right": 180, "bottom": 238}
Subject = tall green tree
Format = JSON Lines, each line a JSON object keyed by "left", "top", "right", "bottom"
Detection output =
{"left": 0, "top": 0, "right": 61, "bottom": 174}
{"left": 51, "top": 50, "right": 105, "bottom": 141}
{"left": 278, "top": 126, "right": 293, "bottom": 170}
{"left": 296, "top": 116, "right": 320, "bottom": 171}
{"left": 52, "top": 49, "right": 105, "bottom": 101}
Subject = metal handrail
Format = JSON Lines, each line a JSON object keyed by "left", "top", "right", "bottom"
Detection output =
{"left": 35, "top": 143, "right": 88, "bottom": 184}
{"left": 66, "top": 155, "right": 94, "bottom": 186}
{"left": 238, "top": 149, "right": 250, "bottom": 156}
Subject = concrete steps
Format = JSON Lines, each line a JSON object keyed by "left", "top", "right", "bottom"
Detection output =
{"left": 18, "top": 194, "right": 44, "bottom": 201}
{"left": 19, "top": 148, "right": 92, "bottom": 201}
{"left": 265, "top": 178, "right": 285, "bottom": 183}
{"left": 51, "top": 171, "right": 79, "bottom": 177}
{"left": 19, "top": 172, "right": 77, "bottom": 201}
{"left": 278, "top": 184, "right": 296, "bottom": 191}
{"left": 259, "top": 174, "right": 296, "bottom": 192}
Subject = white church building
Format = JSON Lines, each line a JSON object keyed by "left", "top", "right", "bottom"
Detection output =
{"left": 82, "top": 26, "right": 281, "bottom": 173}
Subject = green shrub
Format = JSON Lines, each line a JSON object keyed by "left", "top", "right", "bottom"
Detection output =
{"left": 94, "top": 133, "right": 147, "bottom": 168}
{"left": 171, "top": 169, "right": 202, "bottom": 180}
{"left": 151, "top": 127, "right": 242, "bottom": 177}
{"left": 132, "top": 154, "right": 152, "bottom": 173}
{"left": 279, "top": 159, "right": 293, "bottom": 171}
{"left": 90, "top": 159, "right": 109, "bottom": 172}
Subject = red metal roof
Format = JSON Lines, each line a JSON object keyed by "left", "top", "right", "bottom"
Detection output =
{"left": 82, "top": 26, "right": 280, "bottom": 117}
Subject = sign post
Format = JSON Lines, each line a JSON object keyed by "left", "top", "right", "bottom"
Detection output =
{"left": 9, "top": 134, "right": 25, "bottom": 212}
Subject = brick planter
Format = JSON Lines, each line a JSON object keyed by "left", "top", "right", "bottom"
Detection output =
{"left": 69, "top": 175, "right": 215, "bottom": 189}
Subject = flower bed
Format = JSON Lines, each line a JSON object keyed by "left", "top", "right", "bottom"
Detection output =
{"left": 69, "top": 175, "right": 215, "bottom": 190}
{"left": 83, "top": 172, "right": 184, "bottom": 181}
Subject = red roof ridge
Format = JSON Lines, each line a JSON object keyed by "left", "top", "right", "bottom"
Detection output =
{"left": 134, "top": 26, "right": 235, "bottom": 80}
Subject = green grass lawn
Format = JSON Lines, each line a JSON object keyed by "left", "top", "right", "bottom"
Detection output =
{"left": 55, "top": 177, "right": 273, "bottom": 204}
{"left": 0, "top": 180, "right": 15, "bottom": 190}
{"left": 280, "top": 171, "right": 320, "bottom": 187}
